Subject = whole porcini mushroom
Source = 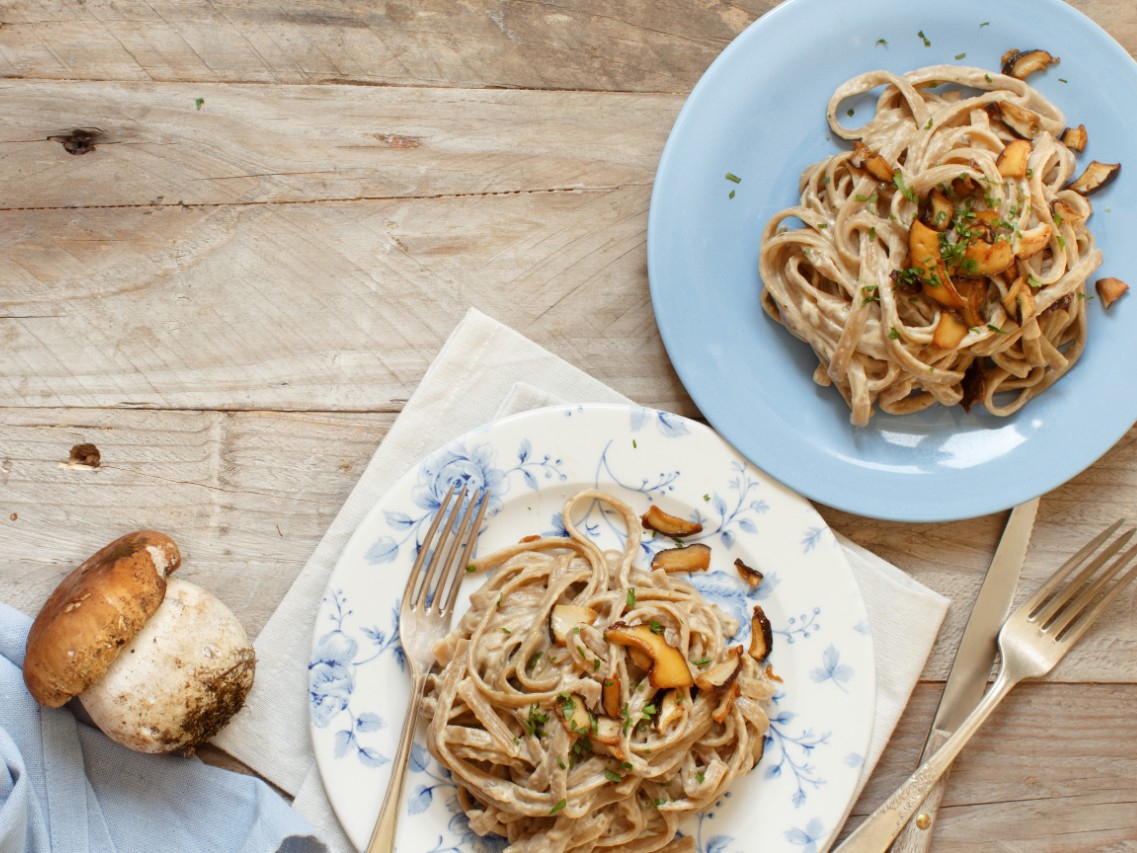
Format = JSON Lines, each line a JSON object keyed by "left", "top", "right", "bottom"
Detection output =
{"left": 23, "top": 530, "right": 255, "bottom": 754}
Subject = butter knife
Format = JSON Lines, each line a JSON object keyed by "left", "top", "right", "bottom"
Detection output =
{"left": 888, "top": 496, "right": 1040, "bottom": 852}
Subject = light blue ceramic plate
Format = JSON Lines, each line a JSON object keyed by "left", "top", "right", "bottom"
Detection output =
{"left": 310, "top": 404, "right": 875, "bottom": 853}
{"left": 648, "top": 0, "right": 1137, "bottom": 522}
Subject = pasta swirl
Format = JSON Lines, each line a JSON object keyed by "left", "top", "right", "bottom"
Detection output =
{"left": 421, "top": 490, "right": 775, "bottom": 853}
{"left": 759, "top": 64, "right": 1102, "bottom": 425}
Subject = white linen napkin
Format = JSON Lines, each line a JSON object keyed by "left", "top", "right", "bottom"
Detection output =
{"left": 214, "top": 307, "right": 949, "bottom": 851}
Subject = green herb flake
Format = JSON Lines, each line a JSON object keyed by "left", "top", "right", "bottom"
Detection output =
{"left": 649, "top": 620, "right": 664, "bottom": 635}
{"left": 892, "top": 171, "right": 918, "bottom": 203}
{"left": 654, "top": 798, "right": 668, "bottom": 807}
{"left": 466, "top": 564, "right": 476, "bottom": 573}
{"left": 501, "top": 627, "right": 511, "bottom": 634}
{"left": 626, "top": 588, "right": 636, "bottom": 608}
{"left": 528, "top": 651, "right": 543, "bottom": 670}
{"left": 985, "top": 73, "right": 992, "bottom": 83}
{"left": 980, "top": 21, "right": 990, "bottom": 27}
{"left": 847, "top": 108, "right": 855, "bottom": 117}
{"left": 925, "top": 117, "right": 934, "bottom": 130}
{"left": 876, "top": 38, "right": 888, "bottom": 47}
{"left": 550, "top": 799, "right": 567, "bottom": 815}
{"left": 695, "top": 771, "right": 706, "bottom": 784}
{"left": 1058, "top": 78, "right": 1068, "bottom": 83}
{"left": 917, "top": 30, "right": 930, "bottom": 47}
{"left": 693, "top": 657, "right": 712, "bottom": 666}
{"left": 195, "top": 97, "right": 204, "bottom": 110}
{"left": 556, "top": 758, "right": 566, "bottom": 769}
{"left": 987, "top": 324, "right": 1007, "bottom": 334}
{"left": 728, "top": 189, "right": 735, "bottom": 199}
{"left": 725, "top": 172, "right": 742, "bottom": 184}
{"left": 888, "top": 326, "right": 901, "bottom": 340}
{"left": 603, "top": 769, "right": 621, "bottom": 782}
{"left": 954, "top": 52, "right": 966, "bottom": 60}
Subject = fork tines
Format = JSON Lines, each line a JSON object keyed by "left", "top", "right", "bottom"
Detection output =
{"left": 408, "top": 484, "right": 490, "bottom": 615}
{"left": 1026, "top": 519, "right": 1137, "bottom": 641}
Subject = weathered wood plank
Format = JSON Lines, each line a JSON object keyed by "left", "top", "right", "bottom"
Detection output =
{"left": 0, "top": 407, "right": 394, "bottom": 638}
{"left": 2, "top": 1, "right": 1133, "bottom": 93}
{"left": 0, "top": 0, "right": 772, "bottom": 90}
{"left": 843, "top": 681, "right": 1137, "bottom": 851}
{"left": 1, "top": 83, "right": 677, "bottom": 208}
{"left": 0, "top": 186, "right": 685, "bottom": 411}
{"left": 3, "top": 408, "right": 1133, "bottom": 680}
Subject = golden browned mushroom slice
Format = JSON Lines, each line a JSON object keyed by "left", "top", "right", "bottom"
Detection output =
{"left": 1061, "top": 124, "right": 1088, "bottom": 152}
{"left": 932, "top": 312, "right": 969, "bottom": 349}
{"left": 556, "top": 692, "right": 593, "bottom": 736}
{"left": 920, "top": 188, "right": 956, "bottom": 232}
{"left": 1002, "top": 277, "right": 1038, "bottom": 323}
{"left": 1096, "top": 277, "right": 1129, "bottom": 307}
{"left": 909, "top": 220, "right": 968, "bottom": 310}
{"left": 651, "top": 543, "right": 712, "bottom": 573}
{"left": 656, "top": 690, "right": 684, "bottom": 733}
{"left": 1068, "top": 161, "right": 1121, "bottom": 195}
{"left": 604, "top": 622, "right": 694, "bottom": 689}
{"left": 996, "top": 139, "right": 1032, "bottom": 178}
{"left": 627, "top": 647, "right": 654, "bottom": 671}
{"left": 733, "top": 557, "right": 764, "bottom": 588}
{"left": 591, "top": 715, "right": 623, "bottom": 747}
{"left": 601, "top": 673, "right": 621, "bottom": 717}
{"left": 641, "top": 505, "right": 703, "bottom": 537}
{"left": 1051, "top": 199, "right": 1086, "bottom": 225}
{"left": 748, "top": 606, "right": 774, "bottom": 662}
{"left": 996, "top": 102, "right": 1040, "bottom": 139}
{"left": 852, "top": 140, "right": 894, "bottom": 182}
{"left": 711, "top": 682, "right": 742, "bottom": 724}
{"left": 549, "top": 604, "right": 599, "bottom": 645}
{"left": 1015, "top": 224, "right": 1052, "bottom": 260}
{"left": 1001, "top": 49, "right": 1060, "bottom": 79}
{"left": 694, "top": 646, "right": 743, "bottom": 691}
{"left": 959, "top": 239, "right": 1015, "bottom": 279}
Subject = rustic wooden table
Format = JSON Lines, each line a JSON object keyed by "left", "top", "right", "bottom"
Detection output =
{"left": 3, "top": 1, "right": 1135, "bottom": 850}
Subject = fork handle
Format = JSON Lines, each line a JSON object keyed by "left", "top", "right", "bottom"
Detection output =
{"left": 888, "top": 727, "right": 950, "bottom": 852}
{"left": 366, "top": 670, "right": 429, "bottom": 853}
{"left": 835, "top": 668, "right": 1018, "bottom": 852}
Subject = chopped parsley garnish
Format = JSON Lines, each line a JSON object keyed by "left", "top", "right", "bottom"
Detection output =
{"left": 917, "top": 30, "right": 930, "bottom": 47}
{"left": 695, "top": 771, "right": 706, "bottom": 784}
{"left": 725, "top": 172, "right": 742, "bottom": 184}
{"left": 893, "top": 171, "right": 918, "bottom": 203}
{"left": 603, "top": 769, "right": 622, "bottom": 782}
{"left": 195, "top": 97, "right": 204, "bottom": 110}
{"left": 556, "top": 758, "right": 566, "bottom": 769}
{"left": 649, "top": 620, "right": 664, "bottom": 635}
{"left": 987, "top": 324, "right": 1007, "bottom": 334}
{"left": 955, "top": 52, "right": 966, "bottom": 60}
{"left": 626, "top": 588, "right": 636, "bottom": 608}
{"left": 466, "top": 564, "right": 476, "bottom": 573}
{"left": 654, "top": 798, "right": 669, "bottom": 807}
{"left": 693, "top": 656, "right": 712, "bottom": 666}
{"left": 876, "top": 38, "right": 888, "bottom": 47}
{"left": 980, "top": 21, "right": 990, "bottom": 27}
{"left": 847, "top": 108, "right": 855, "bottom": 117}
{"left": 550, "top": 799, "right": 567, "bottom": 815}
{"left": 524, "top": 704, "right": 549, "bottom": 737}
{"left": 888, "top": 326, "right": 901, "bottom": 340}
{"left": 527, "top": 651, "right": 543, "bottom": 669}
{"left": 729, "top": 189, "right": 735, "bottom": 199}
{"left": 501, "top": 627, "right": 511, "bottom": 634}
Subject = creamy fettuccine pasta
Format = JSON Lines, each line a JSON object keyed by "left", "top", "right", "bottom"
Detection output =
{"left": 759, "top": 61, "right": 1116, "bottom": 426}
{"left": 421, "top": 490, "right": 775, "bottom": 853}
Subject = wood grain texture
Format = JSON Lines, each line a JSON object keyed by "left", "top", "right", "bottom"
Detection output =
{"left": 843, "top": 682, "right": 1137, "bottom": 852}
{"left": 0, "top": 0, "right": 773, "bottom": 90}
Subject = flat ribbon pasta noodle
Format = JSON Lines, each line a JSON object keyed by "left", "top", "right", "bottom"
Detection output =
{"left": 759, "top": 64, "right": 1102, "bottom": 426}
{"left": 421, "top": 490, "right": 775, "bottom": 853}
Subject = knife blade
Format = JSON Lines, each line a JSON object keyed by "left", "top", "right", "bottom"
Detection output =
{"left": 889, "top": 496, "right": 1040, "bottom": 852}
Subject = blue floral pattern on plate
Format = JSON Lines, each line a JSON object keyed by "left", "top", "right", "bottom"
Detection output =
{"left": 310, "top": 404, "right": 875, "bottom": 852}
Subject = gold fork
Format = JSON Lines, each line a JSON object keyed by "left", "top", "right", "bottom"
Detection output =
{"left": 366, "top": 483, "right": 490, "bottom": 853}
{"left": 837, "top": 519, "right": 1137, "bottom": 852}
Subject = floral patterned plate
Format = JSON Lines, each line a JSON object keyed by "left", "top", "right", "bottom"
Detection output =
{"left": 309, "top": 404, "right": 875, "bottom": 853}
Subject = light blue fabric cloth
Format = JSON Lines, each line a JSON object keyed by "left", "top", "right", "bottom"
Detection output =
{"left": 0, "top": 601, "right": 327, "bottom": 853}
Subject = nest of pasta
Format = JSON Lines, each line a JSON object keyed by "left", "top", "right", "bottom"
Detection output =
{"left": 421, "top": 490, "right": 775, "bottom": 853}
{"left": 759, "top": 59, "right": 1124, "bottom": 426}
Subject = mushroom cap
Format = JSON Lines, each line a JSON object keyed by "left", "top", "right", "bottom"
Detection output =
{"left": 78, "top": 577, "right": 256, "bottom": 753}
{"left": 23, "top": 530, "right": 180, "bottom": 707}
